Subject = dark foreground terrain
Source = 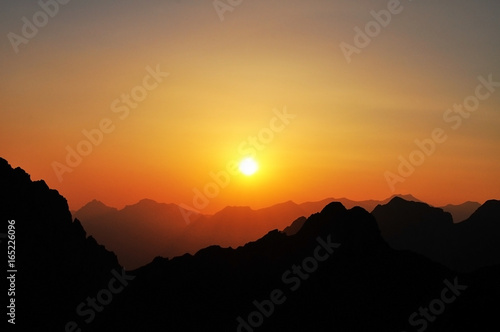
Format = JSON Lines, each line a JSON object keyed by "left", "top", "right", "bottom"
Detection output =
{"left": 1, "top": 157, "right": 499, "bottom": 331}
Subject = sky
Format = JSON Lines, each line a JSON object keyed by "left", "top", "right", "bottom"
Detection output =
{"left": 1, "top": 0, "right": 499, "bottom": 213}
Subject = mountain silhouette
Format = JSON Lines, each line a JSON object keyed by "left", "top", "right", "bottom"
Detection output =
{"left": 179, "top": 201, "right": 307, "bottom": 253}
{"left": 75, "top": 199, "right": 201, "bottom": 268}
{"left": 295, "top": 193, "right": 421, "bottom": 216}
{"left": 282, "top": 216, "right": 307, "bottom": 236}
{"left": 3, "top": 157, "right": 499, "bottom": 331}
{"left": 451, "top": 199, "right": 500, "bottom": 271}
{"left": 371, "top": 197, "right": 454, "bottom": 262}
{"left": 372, "top": 197, "right": 500, "bottom": 272}
{"left": 439, "top": 201, "right": 481, "bottom": 223}
{"left": 76, "top": 199, "right": 118, "bottom": 217}
{"left": 0, "top": 158, "right": 120, "bottom": 331}
{"left": 75, "top": 194, "right": 423, "bottom": 268}
{"left": 93, "top": 201, "right": 499, "bottom": 331}
{"left": 76, "top": 199, "right": 313, "bottom": 268}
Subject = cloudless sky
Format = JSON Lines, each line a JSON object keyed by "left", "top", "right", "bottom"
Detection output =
{"left": 1, "top": 0, "right": 499, "bottom": 213}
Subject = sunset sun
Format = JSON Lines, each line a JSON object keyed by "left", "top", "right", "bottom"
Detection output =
{"left": 239, "top": 157, "right": 259, "bottom": 176}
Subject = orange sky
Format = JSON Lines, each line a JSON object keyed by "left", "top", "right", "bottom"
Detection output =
{"left": 1, "top": 0, "right": 499, "bottom": 213}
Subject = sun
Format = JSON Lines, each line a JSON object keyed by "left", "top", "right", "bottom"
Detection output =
{"left": 239, "top": 157, "right": 259, "bottom": 176}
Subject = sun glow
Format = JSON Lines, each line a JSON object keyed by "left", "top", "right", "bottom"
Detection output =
{"left": 239, "top": 158, "right": 259, "bottom": 176}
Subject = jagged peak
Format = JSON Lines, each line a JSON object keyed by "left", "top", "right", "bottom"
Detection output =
{"left": 320, "top": 201, "right": 347, "bottom": 216}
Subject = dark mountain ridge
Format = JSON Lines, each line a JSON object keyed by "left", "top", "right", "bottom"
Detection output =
{"left": 95, "top": 201, "right": 499, "bottom": 331}
{"left": 74, "top": 194, "right": 426, "bottom": 268}
{"left": 372, "top": 197, "right": 500, "bottom": 272}
{"left": 0, "top": 158, "right": 120, "bottom": 331}
{"left": 2, "top": 157, "right": 499, "bottom": 331}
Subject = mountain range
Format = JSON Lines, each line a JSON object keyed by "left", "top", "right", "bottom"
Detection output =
{"left": 2, "top": 157, "right": 499, "bottom": 331}
{"left": 372, "top": 197, "right": 500, "bottom": 272}
{"left": 75, "top": 194, "right": 482, "bottom": 269}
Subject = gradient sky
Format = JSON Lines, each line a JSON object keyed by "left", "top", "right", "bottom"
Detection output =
{"left": 1, "top": 0, "right": 499, "bottom": 213}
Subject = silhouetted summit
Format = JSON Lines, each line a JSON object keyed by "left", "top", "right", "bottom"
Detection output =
{"left": 77, "top": 199, "right": 118, "bottom": 218}
{"left": 372, "top": 197, "right": 500, "bottom": 272}
{"left": 298, "top": 202, "right": 381, "bottom": 247}
{"left": 372, "top": 197, "right": 453, "bottom": 258}
{"left": 0, "top": 158, "right": 120, "bottom": 331}
{"left": 463, "top": 199, "right": 500, "bottom": 226}
{"left": 452, "top": 199, "right": 500, "bottom": 271}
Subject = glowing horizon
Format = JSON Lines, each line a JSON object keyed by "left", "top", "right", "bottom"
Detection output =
{"left": 1, "top": 0, "right": 499, "bottom": 214}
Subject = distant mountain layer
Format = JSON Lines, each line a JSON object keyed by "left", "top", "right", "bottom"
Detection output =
{"left": 75, "top": 198, "right": 194, "bottom": 268}
{"left": 282, "top": 216, "right": 307, "bottom": 236}
{"left": 1, "top": 157, "right": 499, "bottom": 331}
{"left": 439, "top": 201, "right": 481, "bottom": 223}
{"left": 74, "top": 194, "right": 422, "bottom": 268}
{"left": 75, "top": 193, "right": 481, "bottom": 269}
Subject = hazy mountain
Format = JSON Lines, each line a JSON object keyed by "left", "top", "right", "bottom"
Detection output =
{"left": 297, "top": 194, "right": 421, "bottom": 215}
{"left": 74, "top": 194, "right": 423, "bottom": 268}
{"left": 75, "top": 199, "right": 312, "bottom": 268}
{"left": 75, "top": 199, "right": 118, "bottom": 219}
{"left": 180, "top": 200, "right": 307, "bottom": 251}
{"left": 75, "top": 199, "right": 200, "bottom": 268}
{"left": 282, "top": 216, "right": 307, "bottom": 236}
{"left": 440, "top": 201, "right": 481, "bottom": 223}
